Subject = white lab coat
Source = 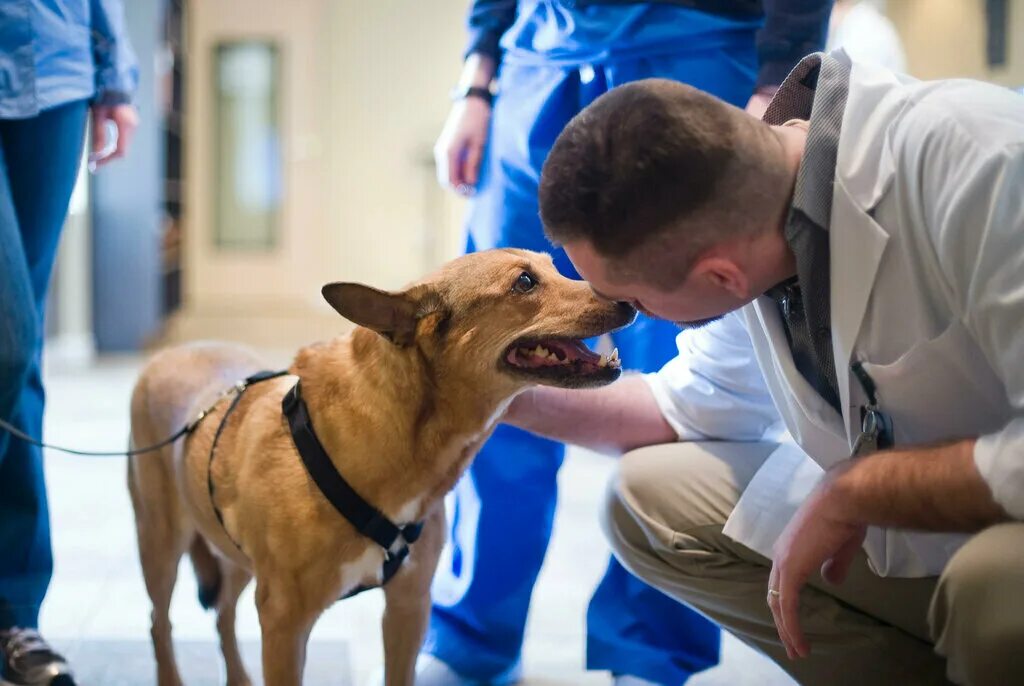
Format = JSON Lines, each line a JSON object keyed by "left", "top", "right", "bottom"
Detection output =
{"left": 646, "top": 55, "right": 1024, "bottom": 578}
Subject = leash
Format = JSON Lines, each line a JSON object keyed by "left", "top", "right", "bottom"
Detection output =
{"left": 0, "top": 370, "right": 290, "bottom": 458}
{"left": 1, "top": 367, "right": 422, "bottom": 594}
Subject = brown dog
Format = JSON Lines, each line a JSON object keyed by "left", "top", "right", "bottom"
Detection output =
{"left": 127, "top": 249, "right": 634, "bottom": 686}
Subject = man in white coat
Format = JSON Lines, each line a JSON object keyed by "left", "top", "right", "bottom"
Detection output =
{"left": 504, "top": 50, "right": 1024, "bottom": 685}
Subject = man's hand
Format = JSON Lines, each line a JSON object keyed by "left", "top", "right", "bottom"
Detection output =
{"left": 768, "top": 470, "right": 866, "bottom": 660}
{"left": 434, "top": 96, "right": 491, "bottom": 195}
{"left": 745, "top": 86, "right": 779, "bottom": 119}
{"left": 90, "top": 104, "right": 139, "bottom": 168}
{"left": 767, "top": 438, "right": 1007, "bottom": 659}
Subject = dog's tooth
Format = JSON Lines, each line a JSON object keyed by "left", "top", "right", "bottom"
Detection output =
{"left": 610, "top": 347, "right": 619, "bottom": 362}
{"left": 548, "top": 352, "right": 560, "bottom": 361}
{"left": 535, "top": 345, "right": 548, "bottom": 357}
{"left": 598, "top": 354, "right": 608, "bottom": 368}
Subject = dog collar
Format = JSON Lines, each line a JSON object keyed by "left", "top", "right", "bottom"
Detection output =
{"left": 282, "top": 380, "right": 424, "bottom": 597}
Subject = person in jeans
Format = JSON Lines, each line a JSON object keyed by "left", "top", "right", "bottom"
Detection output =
{"left": 425, "top": 2, "right": 832, "bottom": 685}
{"left": 0, "top": 1, "right": 138, "bottom": 684}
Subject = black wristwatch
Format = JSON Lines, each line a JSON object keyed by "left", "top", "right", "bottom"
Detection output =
{"left": 450, "top": 85, "right": 494, "bottom": 106}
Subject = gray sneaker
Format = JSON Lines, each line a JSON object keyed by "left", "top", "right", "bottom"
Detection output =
{"left": 0, "top": 628, "right": 75, "bottom": 686}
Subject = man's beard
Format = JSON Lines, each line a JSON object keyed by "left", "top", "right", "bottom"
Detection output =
{"left": 673, "top": 314, "right": 725, "bottom": 330}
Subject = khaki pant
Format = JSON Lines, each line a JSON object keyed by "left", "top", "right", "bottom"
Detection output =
{"left": 600, "top": 442, "right": 1024, "bottom": 686}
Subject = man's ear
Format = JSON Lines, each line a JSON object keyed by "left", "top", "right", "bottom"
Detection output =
{"left": 321, "top": 282, "right": 421, "bottom": 346}
{"left": 693, "top": 256, "right": 750, "bottom": 300}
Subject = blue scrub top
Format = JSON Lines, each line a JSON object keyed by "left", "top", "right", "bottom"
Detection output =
{"left": 500, "top": 0, "right": 763, "bottom": 67}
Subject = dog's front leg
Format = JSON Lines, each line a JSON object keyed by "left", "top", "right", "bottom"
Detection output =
{"left": 382, "top": 506, "right": 446, "bottom": 686}
{"left": 255, "top": 574, "right": 319, "bottom": 686}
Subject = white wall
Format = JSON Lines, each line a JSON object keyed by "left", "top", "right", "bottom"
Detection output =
{"left": 887, "top": 0, "right": 1024, "bottom": 85}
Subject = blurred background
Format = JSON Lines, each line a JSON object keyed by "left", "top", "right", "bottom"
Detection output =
{"left": 46, "top": 0, "right": 1024, "bottom": 359}
{"left": 34, "top": 0, "right": 1024, "bottom": 684}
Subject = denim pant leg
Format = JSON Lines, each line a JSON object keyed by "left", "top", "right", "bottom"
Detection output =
{"left": 0, "top": 101, "right": 88, "bottom": 629}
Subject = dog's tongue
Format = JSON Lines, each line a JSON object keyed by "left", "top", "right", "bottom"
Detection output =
{"left": 508, "top": 339, "right": 604, "bottom": 368}
{"left": 549, "top": 339, "right": 601, "bottom": 364}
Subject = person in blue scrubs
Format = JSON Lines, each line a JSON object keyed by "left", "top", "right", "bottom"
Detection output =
{"left": 0, "top": 2, "right": 137, "bottom": 684}
{"left": 426, "top": 2, "right": 832, "bottom": 684}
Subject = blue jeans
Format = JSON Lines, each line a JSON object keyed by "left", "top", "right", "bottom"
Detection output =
{"left": 0, "top": 100, "right": 88, "bottom": 629}
{"left": 426, "top": 41, "right": 757, "bottom": 686}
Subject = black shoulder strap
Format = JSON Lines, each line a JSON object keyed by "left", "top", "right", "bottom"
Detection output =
{"left": 207, "top": 369, "right": 292, "bottom": 553}
{"left": 282, "top": 381, "right": 420, "bottom": 554}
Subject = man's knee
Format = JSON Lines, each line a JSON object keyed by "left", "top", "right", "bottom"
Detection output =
{"left": 600, "top": 442, "right": 753, "bottom": 572}
{"left": 600, "top": 447, "right": 679, "bottom": 586}
{"left": 0, "top": 305, "right": 37, "bottom": 402}
{"left": 931, "top": 523, "right": 1024, "bottom": 685}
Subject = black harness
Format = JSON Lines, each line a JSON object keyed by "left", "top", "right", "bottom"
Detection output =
{"left": 206, "top": 370, "right": 424, "bottom": 598}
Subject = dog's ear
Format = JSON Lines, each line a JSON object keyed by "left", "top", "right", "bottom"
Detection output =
{"left": 321, "top": 282, "right": 420, "bottom": 346}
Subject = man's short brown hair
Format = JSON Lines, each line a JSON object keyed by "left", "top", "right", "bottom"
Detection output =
{"left": 539, "top": 79, "right": 767, "bottom": 273}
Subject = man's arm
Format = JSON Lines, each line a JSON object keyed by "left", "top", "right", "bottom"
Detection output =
{"left": 756, "top": 0, "right": 833, "bottom": 88}
{"left": 826, "top": 440, "right": 1008, "bottom": 531}
{"left": 506, "top": 312, "right": 783, "bottom": 454}
{"left": 89, "top": 0, "right": 139, "bottom": 166}
{"left": 504, "top": 376, "right": 676, "bottom": 455}
{"left": 435, "top": 1, "right": 515, "bottom": 191}
{"left": 463, "top": 0, "right": 517, "bottom": 65}
{"left": 769, "top": 94, "right": 1024, "bottom": 659}
{"left": 904, "top": 93, "right": 1024, "bottom": 520}
{"left": 90, "top": 0, "right": 138, "bottom": 105}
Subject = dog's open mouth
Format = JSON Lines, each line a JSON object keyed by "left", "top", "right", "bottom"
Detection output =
{"left": 503, "top": 338, "right": 622, "bottom": 386}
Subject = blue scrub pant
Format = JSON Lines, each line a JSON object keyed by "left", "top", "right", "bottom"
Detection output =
{"left": 0, "top": 100, "right": 88, "bottom": 629}
{"left": 427, "top": 47, "right": 756, "bottom": 685}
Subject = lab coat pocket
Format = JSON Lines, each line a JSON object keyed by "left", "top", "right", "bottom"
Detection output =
{"left": 857, "top": 320, "right": 1010, "bottom": 446}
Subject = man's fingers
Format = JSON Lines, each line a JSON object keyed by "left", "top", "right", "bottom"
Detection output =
{"left": 464, "top": 141, "right": 483, "bottom": 187}
{"left": 767, "top": 565, "right": 796, "bottom": 659}
{"left": 110, "top": 110, "right": 136, "bottom": 160}
{"left": 103, "top": 124, "right": 131, "bottom": 164}
{"left": 447, "top": 145, "right": 465, "bottom": 189}
{"left": 779, "top": 574, "right": 809, "bottom": 658}
{"left": 91, "top": 109, "right": 109, "bottom": 155}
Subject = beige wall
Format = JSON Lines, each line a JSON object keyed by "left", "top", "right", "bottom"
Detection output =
{"left": 887, "top": 0, "right": 1024, "bottom": 85}
{"left": 171, "top": 0, "right": 468, "bottom": 348}
{"left": 323, "top": 1, "right": 470, "bottom": 289}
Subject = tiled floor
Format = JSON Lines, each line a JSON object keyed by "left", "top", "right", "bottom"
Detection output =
{"left": 36, "top": 354, "right": 794, "bottom": 685}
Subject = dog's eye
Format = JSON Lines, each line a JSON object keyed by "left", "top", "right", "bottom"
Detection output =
{"left": 513, "top": 271, "right": 536, "bottom": 294}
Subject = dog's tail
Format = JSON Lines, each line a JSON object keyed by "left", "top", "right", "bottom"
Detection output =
{"left": 189, "top": 535, "right": 222, "bottom": 611}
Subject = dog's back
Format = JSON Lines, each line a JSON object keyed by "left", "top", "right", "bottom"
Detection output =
{"left": 130, "top": 342, "right": 267, "bottom": 443}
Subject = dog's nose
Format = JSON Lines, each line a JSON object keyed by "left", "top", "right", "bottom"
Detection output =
{"left": 616, "top": 301, "right": 637, "bottom": 322}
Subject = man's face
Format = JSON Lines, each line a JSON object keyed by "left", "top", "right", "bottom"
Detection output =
{"left": 563, "top": 238, "right": 749, "bottom": 329}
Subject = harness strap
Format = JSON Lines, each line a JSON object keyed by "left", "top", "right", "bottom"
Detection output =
{"left": 282, "top": 381, "right": 423, "bottom": 596}
{"left": 207, "top": 369, "right": 291, "bottom": 553}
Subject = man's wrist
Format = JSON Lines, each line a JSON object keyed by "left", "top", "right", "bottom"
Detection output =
{"left": 450, "top": 84, "right": 494, "bottom": 106}
{"left": 458, "top": 53, "right": 496, "bottom": 90}
{"left": 820, "top": 459, "right": 864, "bottom": 524}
